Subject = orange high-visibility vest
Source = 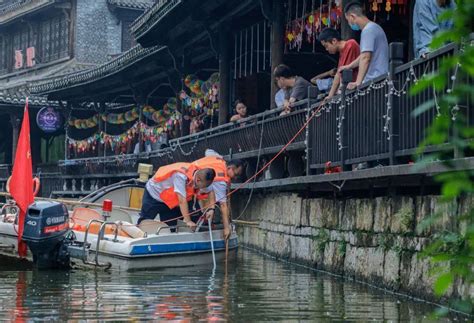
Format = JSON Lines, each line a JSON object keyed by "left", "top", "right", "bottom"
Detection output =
{"left": 191, "top": 156, "right": 230, "bottom": 200}
{"left": 192, "top": 156, "right": 230, "bottom": 184}
{"left": 152, "top": 162, "right": 198, "bottom": 209}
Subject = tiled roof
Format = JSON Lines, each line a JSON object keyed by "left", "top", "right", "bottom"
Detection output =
{"left": 0, "top": 0, "right": 55, "bottom": 25}
{"left": 130, "top": 0, "right": 181, "bottom": 40}
{"left": 0, "top": 59, "right": 93, "bottom": 106}
{"left": 30, "top": 44, "right": 164, "bottom": 95}
{"left": 0, "top": 84, "right": 55, "bottom": 106}
{"left": 107, "top": 0, "right": 154, "bottom": 10}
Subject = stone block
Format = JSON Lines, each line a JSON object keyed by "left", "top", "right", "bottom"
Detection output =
{"left": 308, "top": 199, "right": 324, "bottom": 228}
{"left": 415, "top": 196, "right": 431, "bottom": 236}
{"left": 383, "top": 250, "right": 400, "bottom": 289}
{"left": 311, "top": 239, "right": 325, "bottom": 267}
{"left": 293, "top": 237, "right": 312, "bottom": 263}
{"left": 432, "top": 196, "right": 459, "bottom": 233}
{"left": 329, "top": 230, "right": 344, "bottom": 242}
{"left": 323, "top": 241, "right": 345, "bottom": 274}
{"left": 325, "top": 199, "right": 340, "bottom": 228}
{"left": 300, "top": 199, "right": 310, "bottom": 227}
{"left": 400, "top": 252, "right": 449, "bottom": 298}
{"left": 297, "top": 226, "right": 312, "bottom": 237}
{"left": 373, "top": 197, "right": 391, "bottom": 233}
{"left": 416, "top": 196, "right": 459, "bottom": 236}
{"left": 457, "top": 194, "right": 474, "bottom": 235}
{"left": 340, "top": 199, "right": 357, "bottom": 231}
{"left": 343, "top": 244, "right": 357, "bottom": 276}
{"left": 355, "top": 199, "right": 374, "bottom": 231}
{"left": 266, "top": 231, "right": 291, "bottom": 259}
{"left": 366, "top": 248, "right": 385, "bottom": 282}
{"left": 390, "top": 196, "right": 415, "bottom": 234}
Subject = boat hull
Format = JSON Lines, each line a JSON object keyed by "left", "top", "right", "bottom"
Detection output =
{"left": 0, "top": 221, "right": 238, "bottom": 271}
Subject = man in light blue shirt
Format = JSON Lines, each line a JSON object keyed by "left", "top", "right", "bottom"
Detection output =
{"left": 339, "top": 1, "right": 389, "bottom": 89}
{"left": 413, "top": 0, "right": 456, "bottom": 58}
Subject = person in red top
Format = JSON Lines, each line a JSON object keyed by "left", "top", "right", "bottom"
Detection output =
{"left": 316, "top": 28, "right": 360, "bottom": 104}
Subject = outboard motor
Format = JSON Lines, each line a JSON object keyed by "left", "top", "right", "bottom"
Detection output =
{"left": 22, "top": 201, "right": 70, "bottom": 269}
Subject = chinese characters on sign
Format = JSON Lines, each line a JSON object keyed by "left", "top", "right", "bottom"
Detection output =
{"left": 14, "top": 50, "right": 23, "bottom": 69}
{"left": 26, "top": 47, "right": 35, "bottom": 67}
{"left": 36, "top": 107, "right": 62, "bottom": 133}
{"left": 14, "top": 47, "right": 36, "bottom": 70}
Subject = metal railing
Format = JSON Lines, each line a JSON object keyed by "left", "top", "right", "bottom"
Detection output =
{"left": 308, "top": 40, "right": 472, "bottom": 172}
{"left": 395, "top": 43, "right": 457, "bottom": 157}
{"left": 1, "top": 41, "right": 472, "bottom": 196}
{"left": 57, "top": 101, "right": 311, "bottom": 174}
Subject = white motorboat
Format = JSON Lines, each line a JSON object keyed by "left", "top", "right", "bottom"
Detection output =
{"left": 0, "top": 179, "right": 237, "bottom": 271}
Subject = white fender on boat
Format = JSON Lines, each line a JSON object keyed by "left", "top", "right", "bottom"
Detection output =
{"left": 118, "top": 221, "right": 146, "bottom": 238}
{"left": 138, "top": 220, "right": 171, "bottom": 235}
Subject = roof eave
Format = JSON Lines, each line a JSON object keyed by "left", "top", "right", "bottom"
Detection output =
{"left": 0, "top": 0, "right": 57, "bottom": 26}
{"left": 131, "top": 0, "right": 183, "bottom": 45}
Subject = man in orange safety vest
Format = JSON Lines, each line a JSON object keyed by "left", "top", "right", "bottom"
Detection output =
{"left": 191, "top": 151, "right": 244, "bottom": 240}
{"left": 137, "top": 162, "right": 216, "bottom": 229}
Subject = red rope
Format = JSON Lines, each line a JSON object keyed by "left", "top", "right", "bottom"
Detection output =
{"left": 67, "top": 103, "right": 325, "bottom": 228}
{"left": 159, "top": 103, "right": 324, "bottom": 224}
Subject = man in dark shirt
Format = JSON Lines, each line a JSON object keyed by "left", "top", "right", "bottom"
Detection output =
{"left": 273, "top": 64, "right": 312, "bottom": 115}
{"left": 315, "top": 28, "right": 360, "bottom": 104}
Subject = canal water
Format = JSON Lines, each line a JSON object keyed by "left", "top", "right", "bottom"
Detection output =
{"left": 0, "top": 249, "right": 463, "bottom": 321}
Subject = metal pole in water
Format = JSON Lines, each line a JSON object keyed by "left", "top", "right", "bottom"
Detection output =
{"left": 208, "top": 219, "right": 216, "bottom": 270}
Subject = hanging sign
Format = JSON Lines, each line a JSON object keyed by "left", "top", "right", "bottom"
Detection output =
{"left": 36, "top": 107, "right": 62, "bottom": 133}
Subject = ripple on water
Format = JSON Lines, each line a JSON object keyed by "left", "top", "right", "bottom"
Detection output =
{"left": 0, "top": 250, "right": 464, "bottom": 321}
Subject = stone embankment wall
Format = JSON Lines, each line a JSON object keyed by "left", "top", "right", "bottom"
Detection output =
{"left": 233, "top": 193, "right": 473, "bottom": 302}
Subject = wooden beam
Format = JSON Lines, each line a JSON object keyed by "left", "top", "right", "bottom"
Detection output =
{"left": 270, "top": 0, "right": 285, "bottom": 109}
{"left": 341, "top": 0, "right": 356, "bottom": 40}
{"left": 9, "top": 113, "right": 20, "bottom": 164}
{"left": 218, "top": 25, "right": 230, "bottom": 125}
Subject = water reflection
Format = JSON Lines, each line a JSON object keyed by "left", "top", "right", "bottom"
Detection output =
{"left": 0, "top": 250, "right": 464, "bottom": 321}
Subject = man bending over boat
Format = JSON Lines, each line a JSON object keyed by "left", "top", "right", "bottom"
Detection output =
{"left": 137, "top": 162, "right": 216, "bottom": 229}
{"left": 192, "top": 151, "right": 244, "bottom": 240}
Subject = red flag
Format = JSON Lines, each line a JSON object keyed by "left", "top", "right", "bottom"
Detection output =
{"left": 10, "top": 98, "right": 34, "bottom": 257}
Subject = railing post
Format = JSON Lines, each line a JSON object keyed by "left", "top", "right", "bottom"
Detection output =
{"left": 340, "top": 69, "right": 352, "bottom": 170}
{"left": 389, "top": 42, "right": 404, "bottom": 165}
{"left": 305, "top": 86, "right": 318, "bottom": 176}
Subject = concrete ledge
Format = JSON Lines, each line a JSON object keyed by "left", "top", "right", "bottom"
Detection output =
{"left": 232, "top": 157, "right": 474, "bottom": 191}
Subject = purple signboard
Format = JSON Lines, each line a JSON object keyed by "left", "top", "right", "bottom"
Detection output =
{"left": 36, "top": 107, "right": 62, "bottom": 133}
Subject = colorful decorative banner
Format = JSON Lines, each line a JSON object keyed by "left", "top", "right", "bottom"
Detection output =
{"left": 180, "top": 73, "right": 219, "bottom": 116}
{"left": 67, "top": 117, "right": 180, "bottom": 153}
{"left": 101, "top": 107, "right": 139, "bottom": 124}
{"left": 285, "top": 2, "right": 343, "bottom": 51}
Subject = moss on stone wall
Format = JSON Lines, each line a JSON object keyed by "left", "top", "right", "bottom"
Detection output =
{"left": 234, "top": 193, "right": 471, "bottom": 303}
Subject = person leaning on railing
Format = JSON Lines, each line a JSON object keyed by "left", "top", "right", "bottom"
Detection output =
{"left": 230, "top": 100, "right": 249, "bottom": 122}
{"left": 339, "top": 1, "right": 389, "bottom": 90}
{"left": 273, "top": 64, "right": 312, "bottom": 116}
{"left": 315, "top": 28, "right": 361, "bottom": 105}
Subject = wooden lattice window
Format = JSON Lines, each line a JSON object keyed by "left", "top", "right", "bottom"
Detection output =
{"left": 10, "top": 24, "right": 34, "bottom": 69}
{"left": 38, "top": 15, "right": 69, "bottom": 64}
{"left": 0, "top": 14, "right": 69, "bottom": 75}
